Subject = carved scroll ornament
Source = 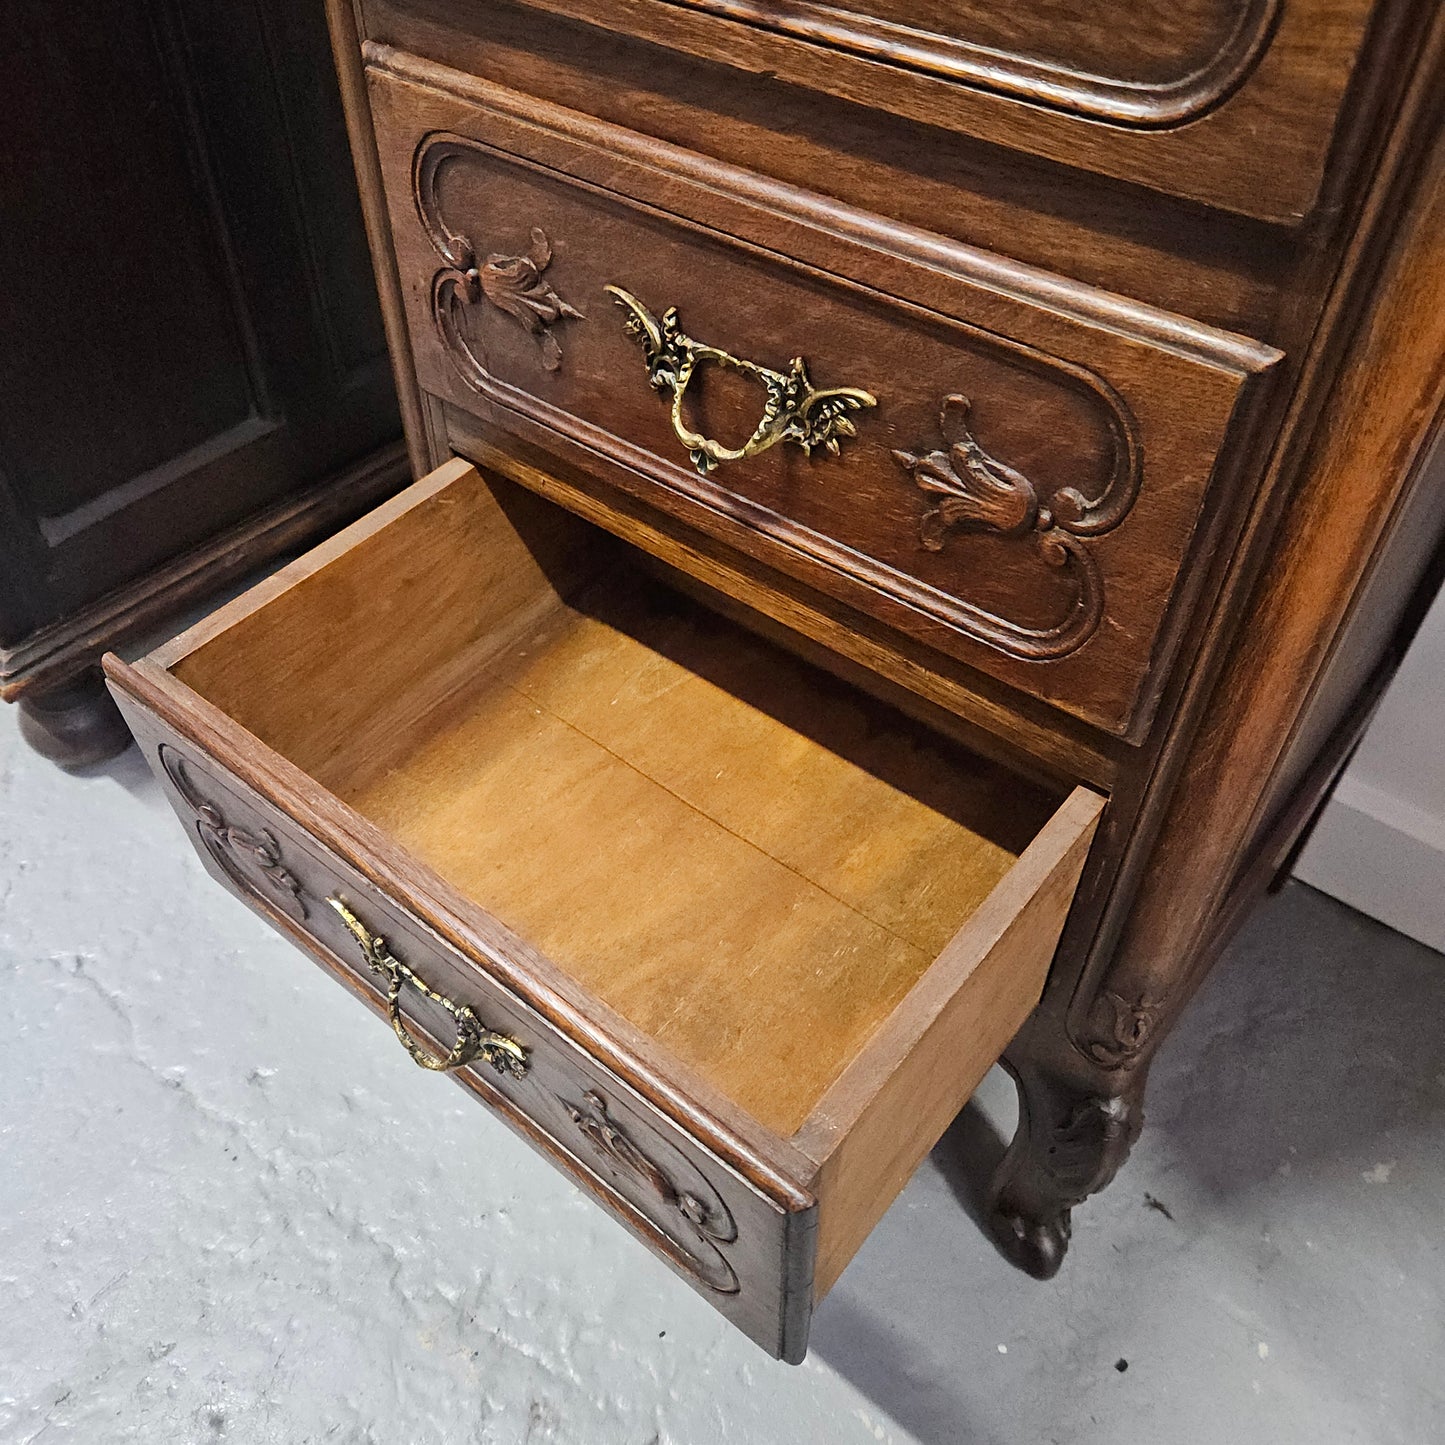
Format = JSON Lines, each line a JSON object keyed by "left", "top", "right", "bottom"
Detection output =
{"left": 415, "top": 141, "right": 583, "bottom": 376}
{"left": 160, "top": 747, "right": 307, "bottom": 921}
{"left": 559, "top": 1088, "right": 740, "bottom": 1293}
{"left": 892, "top": 393, "right": 1141, "bottom": 660}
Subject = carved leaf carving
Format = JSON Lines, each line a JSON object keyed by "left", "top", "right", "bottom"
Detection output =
{"left": 896, "top": 395, "right": 1043, "bottom": 551}
{"left": 159, "top": 747, "right": 307, "bottom": 921}
{"left": 1044, "top": 1094, "right": 1137, "bottom": 1204}
{"left": 474, "top": 226, "right": 585, "bottom": 371}
{"left": 558, "top": 1088, "right": 740, "bottom": 1293}
{"left": 414, "top": 139, "right": 584, "bottom": 376}
{"left": 891, "top": 393, "right": 1142, "bottom": 660}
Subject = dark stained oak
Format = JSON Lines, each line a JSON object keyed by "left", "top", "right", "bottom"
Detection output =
{"left": 335, "top": 0, "right": 1445, "bottom": 1289}
{"left": 362, "top": 49, "right": 1280, "bottom": 739}
{"left": 16, "top": 671, "right": 132, "bottom": 771}
{"left": 377, "top": 0, "right": 1388, "bottom": 224}
{"left": 988, "top": 7, "right": 1445, "bottom": 1276}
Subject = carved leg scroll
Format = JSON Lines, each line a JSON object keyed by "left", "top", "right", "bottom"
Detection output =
{"left": 988, "top": 1024, "right": 1147, "bottom": 1280}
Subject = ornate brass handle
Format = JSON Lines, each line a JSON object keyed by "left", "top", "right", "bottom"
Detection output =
{"left": 326, "top": 898, "right": 529, "bottom": 1078}
{"left": 606, "top": 286, "right": 876, "bottom": 476}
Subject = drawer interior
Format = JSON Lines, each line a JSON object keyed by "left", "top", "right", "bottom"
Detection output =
{"left": 168, "top": 460, "right": 1066, "bottom": 1138}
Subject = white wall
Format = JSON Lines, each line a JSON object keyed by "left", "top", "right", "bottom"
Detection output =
{"left": 1294, "top": 559, "right": 1445, "bottom": 955}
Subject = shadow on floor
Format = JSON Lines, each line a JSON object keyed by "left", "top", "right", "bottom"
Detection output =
{"left": 808, "top": 1099, "right": 1016, "bottom": 1445}
{"left": 69, "top": 738, "right": 155, "bottom": 798}
{"left": 1144, "top": 883, "right": 1445, "bottom": 1195}
{"left": 931, "top": 1096, "right": 1012, "bottom": 1239}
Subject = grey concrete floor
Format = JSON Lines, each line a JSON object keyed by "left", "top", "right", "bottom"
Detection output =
{"left": 2, "top": 698, "right": 1443, "bottom": 1445}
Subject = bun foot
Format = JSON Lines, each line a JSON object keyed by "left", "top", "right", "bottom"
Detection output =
{"left": 16, "top": 671, "right": 133, "bottom": 770}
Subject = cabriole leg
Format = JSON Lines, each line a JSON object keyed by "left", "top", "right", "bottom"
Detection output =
{"left": 988, "top": 1026, "right": 1147, "bottom": 1280}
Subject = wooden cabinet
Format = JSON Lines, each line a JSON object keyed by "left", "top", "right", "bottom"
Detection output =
{"left": 102, "top": 0, "right": 1445, "bottom": 1359}
{"left": 367, "top": 58, "right": 1280, "bottom": 737}
{"left": 0, "top": 0, "right": 408, "bottom": 766}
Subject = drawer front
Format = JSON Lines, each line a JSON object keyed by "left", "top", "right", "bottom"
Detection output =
{"left": 368, "top": 53, "right": 1279, "bottom": 739}
{"left": 418, "top": 0, "right": 1377, "bottom": 223}
{"left": 118, "top": 710, "right": 814, "bottom": 1359}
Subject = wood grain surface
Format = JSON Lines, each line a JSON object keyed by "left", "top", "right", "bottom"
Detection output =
{"left": 368, "top": 0, "right": 1383, "bottom": 223}
{"left": 107, "top": 457, "right": 1101, "bottom": 1354}
{"left": 171, "top": 460, "right": 1061, "bottom": 1135}
{"left": 363, "top": 51, "right": 1280, "bottom": 738}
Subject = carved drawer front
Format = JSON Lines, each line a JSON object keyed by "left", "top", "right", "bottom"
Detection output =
{"left": 104, "top": 457, "right": 1102, "bottom": 1360}
{"left": 464, "top": 0, "right": 1376, "bottom": 224}
{"left": 117, "top": 728, "right": 811, "bottom": 1356}
{"left": 367, "top": 52, "right": 1281, "bottom": 740}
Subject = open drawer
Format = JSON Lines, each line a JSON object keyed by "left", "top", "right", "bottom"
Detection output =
{"left": 104, "top": 458, "right": 1102, "bottom": 1360}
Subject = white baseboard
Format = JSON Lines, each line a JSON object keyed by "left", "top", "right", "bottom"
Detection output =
{"left": 1293, "top": 774, "right": 1445, "bottom": 956}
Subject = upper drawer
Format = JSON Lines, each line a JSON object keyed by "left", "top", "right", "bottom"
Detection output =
{"left": 369, "top": 50, "right": 1281, "bottom": 740}
{"left": 458, "top": 0, "right": 1380, "bottom": 223}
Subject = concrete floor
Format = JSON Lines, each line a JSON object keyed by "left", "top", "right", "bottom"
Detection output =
{"left": 2, "top": 698, "right": 1442, "bottom": 1445}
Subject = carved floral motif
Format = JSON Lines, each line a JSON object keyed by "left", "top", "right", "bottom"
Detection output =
{"left": 472, "top": 226, "right": 584, "bottom": 371}
{"left": 891, "top": 393, "right": 1141, "bottom": 660}
{"left": 1079, "top": 989, "right": 1163, "bottom": 1069}
{"left": 429, "top": 225, "right": 583, "bottom": 374}
{"left": 414, "top": 141, "right": 583, "bottom": 376}
{"left": 559, "top": 1088, "right": 740, "bottom": 1293}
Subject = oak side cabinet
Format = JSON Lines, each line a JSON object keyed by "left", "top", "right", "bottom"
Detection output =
{"left": 0, "top": 0, "right": 408, "bottom": 766}
{"left": 104, "top": 0, "right": 1445, "bottom": 1360}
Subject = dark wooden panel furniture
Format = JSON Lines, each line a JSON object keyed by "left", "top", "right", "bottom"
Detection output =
{"left": 106, "top": 0, "right": 1445, "bottom": 1359}
{"left": 0, "top": 0, "right": 408, "bottom": 766}
{"left": 496, "top": 0, "right": 1378, "bottom": 222}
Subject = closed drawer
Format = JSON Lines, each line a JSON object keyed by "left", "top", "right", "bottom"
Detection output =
{"left": 442, "top": 0, "right": 1377, "bottom": 223}
{"left": 105, "top": 458, "right": 1101, "bottom": 1360}
{"left": 367, "top": 49, "right": 1281, "bottom": 740}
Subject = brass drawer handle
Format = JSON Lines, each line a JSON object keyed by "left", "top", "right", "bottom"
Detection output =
{"left": 326, "top": 898, "right": 529, "bottom": 1079}
{"left": 606, "top": 286, "right": 876, "bottom": 476}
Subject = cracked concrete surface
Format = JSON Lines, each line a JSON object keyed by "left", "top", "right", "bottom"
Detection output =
{"left": 1, "top": 700, "right": 1443, "bottom": 1444}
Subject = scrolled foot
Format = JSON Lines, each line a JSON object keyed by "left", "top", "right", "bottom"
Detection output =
{"left": 990, "top": 1198, "right": 1072, "bottom": 1280}
{"left": 986, "top": 1054, "right": 1144, "bottom": 1279}
{"left": 16, "top": 671, "right": 133, "bottom": 770}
